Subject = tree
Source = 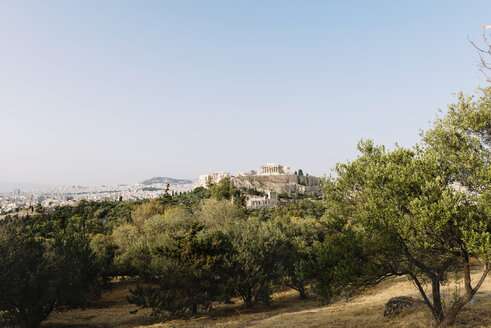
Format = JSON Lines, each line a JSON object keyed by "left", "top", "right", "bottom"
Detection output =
{"left": 172, "top": 186, "right": 211, "bottom": 213}
{"left": 127, "top": 223, "right": 234, "bottom": 317}
{"left": 317, "top": 88, "right": 490, "bottom": 327}
{"left": 421, "top": 87, "right": 490, "bottom": 325}
{"left": 196, "top": 198, "right": 246, "bottom": 230}
{"left": 0, "top": 219, "right": 102, "bottom": 328}
{"left": 162, "top": 183, "right": 172, "bottom": 208}
{"left": 470, "top": 26, "right": 491, "bottom": 82}
{"left": 277, "top": 216, "right": 323, "bottom": 299}
{"left": 228, "top": 219, "right": 290, "bottom": 307}
{"left": 112, "top": 206, "right": 193, "bottom": 276}
{"left": 309, "top": 226, "right": 384, "bottom": 303}
{"left": 90, "top": 233, "right": 117, "bottom": 278}
{"left": 321, "top": 138, "right": 488, "bottom": 326}
{"left": 130, "top": 198, "right": 164, "bottom": 229}
{"left": 209, "top": 178, "right": 245, "bottom": 206}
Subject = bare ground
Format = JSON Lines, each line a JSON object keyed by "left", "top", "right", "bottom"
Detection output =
{"left": 41, "top": 271, "right": 491, "bottom": 328}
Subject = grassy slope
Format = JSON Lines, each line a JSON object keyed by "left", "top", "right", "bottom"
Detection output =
{"left": 42, "top": 271, "right": 491, "bottom": 328}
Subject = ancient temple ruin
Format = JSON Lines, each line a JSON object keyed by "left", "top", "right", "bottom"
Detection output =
{"left": 246, "top": 191, "right": 278, "bottom": 209}
{"left": 260, "top": 163, "right": 291, "bottom": 175}
{"left": 197, "top": 171, "right": 230, "bottom": 187}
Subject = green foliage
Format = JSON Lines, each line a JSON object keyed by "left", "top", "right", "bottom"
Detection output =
{"left": 246, "top": 188, "right": 265, "bottom": 196}
{"left": 277, "top": 190, "right": 290, "bottom": 199}
{"left": 127, "top": 223, "right": 234, "bottom": 317}
{"left": 276, "top": 217, "right": 324, "bottom": 299}
{"left": 272, "top": 199, "right": 325, "bottom": 220}
{"left": 131, "top": 199, "right": 165, "bottom": 228}
{"left": 171, "top": 186, "right": 211, "bottom": 213}
{"left": 209, "top": 178, "right": 245, "bottom": 206}
{"left": 196, "top": 198, "right": 246, "bottom": 229}
{"left": 246, "top": 207, "right": 275, "bottom": 221}
{"left": 309, "top": 225, "right": 392, "bottom": 303}
{"left": 316, "top": 88, "right": 490, "bottom": 326}
{"left": 228, "top": 219, "right": 291, "bottom": 306}
{"left": 112, "top": 206, "right": 195, "bottom": 276}
{"left": 90, "top": 233, "right": 117, "bottom": 277}
{"left": 0, "top": 219, "right": 102, "bottom": 328}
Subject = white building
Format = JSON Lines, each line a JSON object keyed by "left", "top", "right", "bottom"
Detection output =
{"left": 259, "top": 163, "right": 291, "bottom": 175}
{"left": 246, "top": 191, "right": 278, "bottom": 209}
{"left": 198, "top": 172, "right": 231, "bottom": 187}
{"left": 236, "top": 170, "right": 257, "bottom": 177}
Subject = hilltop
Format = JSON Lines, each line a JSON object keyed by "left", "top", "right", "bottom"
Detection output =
{"left": 139, "top": 177, "right": 194, "bottom": 185}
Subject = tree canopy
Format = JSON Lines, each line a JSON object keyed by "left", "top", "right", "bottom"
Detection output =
{"left": 316, "top": 87, "right": 490, "bottom": 326}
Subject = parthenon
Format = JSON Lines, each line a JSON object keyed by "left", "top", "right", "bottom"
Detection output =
{"left": 260, "top": 163, "right": 291, "bottom": 175}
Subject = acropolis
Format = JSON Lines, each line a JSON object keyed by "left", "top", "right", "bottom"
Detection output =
{"left": 198, "top": 163, "right": 292, "bottom": 187}
{"left": 197, "top": 164, "right": 320, "bottom": 209}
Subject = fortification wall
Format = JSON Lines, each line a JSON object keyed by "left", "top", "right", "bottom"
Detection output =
{"left": 231, "top": 175, "right": 320, "bottom": 196}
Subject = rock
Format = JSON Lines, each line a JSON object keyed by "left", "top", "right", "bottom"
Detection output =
{"left": 384, "top": 296, "right": 423, "bottom": 317}
{"left": 231, "top": 175, "right": 320, "bottom": 197}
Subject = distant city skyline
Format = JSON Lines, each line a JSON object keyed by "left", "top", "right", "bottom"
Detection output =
{"left": 1, "top": 1, "right": 489, "bottom": 185}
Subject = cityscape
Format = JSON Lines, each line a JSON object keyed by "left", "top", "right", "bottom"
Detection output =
{"left": 0, "top": 163, "right": 317, "bottom": 213}
{"left": 0, "top": 179, "right": 196, "bottom": 214}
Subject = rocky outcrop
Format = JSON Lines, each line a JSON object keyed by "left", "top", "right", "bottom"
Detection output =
{"left": 231, "top": 175, "right": 320, "bottom": 196}
{"left": 384, "top": 296, "right": 424, "bottom": 317}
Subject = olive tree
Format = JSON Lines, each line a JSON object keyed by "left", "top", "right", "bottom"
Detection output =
{"left": 317, "top": 88, "right": 490, "bottom": 327}
{"left": 0, "top": 219, "right": 101, "bottom": 328}
{"left": 128, "top": 223, "right": 234, "bottom": 316}
{"left": 470, "top": 26, "right": 491, "bottom": 82}
{"left": 228, "top": 218, "right": 291, "bottom": 307}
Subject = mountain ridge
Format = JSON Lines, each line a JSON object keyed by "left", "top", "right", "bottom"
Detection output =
{"left": 140, "top": 177, "right": 194, "bottom": 185}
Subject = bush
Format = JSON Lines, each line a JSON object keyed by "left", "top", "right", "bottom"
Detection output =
{"left": 0, "top": 219, "right": 102, "bottom": 328}
{"left": 127, "top": 223, "right": 234, "bottom": 317}
{"left": 228, "top": 219, "right": 290, "bottom": 307}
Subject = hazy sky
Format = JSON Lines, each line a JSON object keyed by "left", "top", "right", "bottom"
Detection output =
{"left": 0, "top": 1, "right": 489, "bottom": 186}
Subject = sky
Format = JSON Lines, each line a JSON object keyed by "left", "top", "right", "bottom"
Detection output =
{"left": 0, "top": 1, "right": 489, "bottom": 186}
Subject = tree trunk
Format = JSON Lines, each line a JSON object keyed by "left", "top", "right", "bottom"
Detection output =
{"left": 439, "top": 262, "right": 489, "bottom": 327}
{"left": 432, "top": 278, "right": 444, "bottom": 324}
{"left": 439, "top": 292, "right": 473, "bottom": 327}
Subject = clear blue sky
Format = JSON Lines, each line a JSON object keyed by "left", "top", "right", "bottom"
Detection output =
{"left": 0, "top": 1, "right": 489, "bottom": 185}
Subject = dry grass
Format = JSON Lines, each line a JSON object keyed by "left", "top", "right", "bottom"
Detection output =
{"left": 41, "top": 279, "right": 158, "bottom": 328}
{"left": 41, "top": 271, "right": 491, "bottom": 328}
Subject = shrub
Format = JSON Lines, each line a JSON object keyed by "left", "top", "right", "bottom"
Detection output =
{"left": 0, "top": 219, "right": 101, "bottom": 328}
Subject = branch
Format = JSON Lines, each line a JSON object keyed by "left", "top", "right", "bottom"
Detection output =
{"left": 468, "top": 29, "right": 491, "bottom": 82}
{"left": 472, "top": 262, "right": 490, "bottom": 294}
{"left": 400, "top": 238, "right": 436, "bottom": 279}
{"left": 409, "top": 271, "right": 438, "bottom": 322}
{"left": 461, "top": 247, "right": 473, "bottom": 295}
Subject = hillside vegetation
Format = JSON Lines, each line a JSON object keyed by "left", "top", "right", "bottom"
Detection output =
{"left": 41, "top": 272, "right": 491, "bottom": 328}
{"left": 1, "top": 87, "right": 489, "bottom": 328}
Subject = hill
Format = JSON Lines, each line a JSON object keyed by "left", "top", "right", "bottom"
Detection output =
{"left": 140, "top": 177, "right": 194, "bottom": 185}
{"left": 41, "top": 269, "right": 491, "bottom": 328}
{"left": 231, "top": 174, "right": 320, "bottom": 197}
